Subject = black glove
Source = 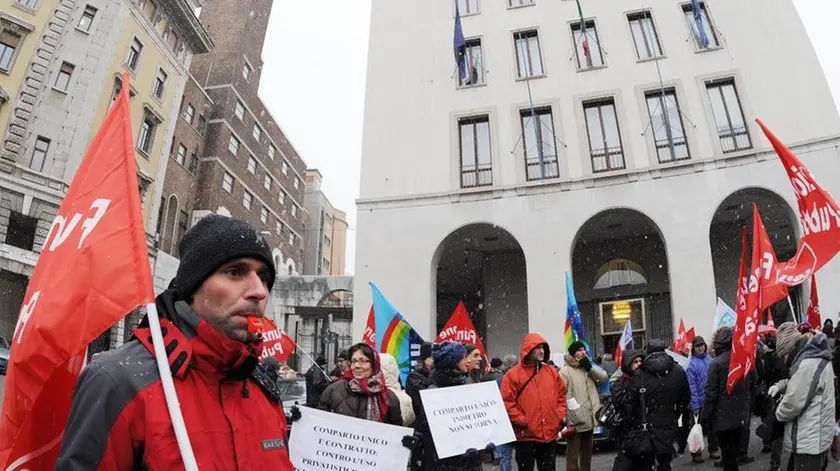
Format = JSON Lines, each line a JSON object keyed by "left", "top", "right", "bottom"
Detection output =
{"left": 484, "top": 442, "right": 497, "bottom": 453}
{"left": 402, "top": 434, "right": 420, "bottom": 451}
{"left": 464, "top": 448, "right": 479, "bottom": 458}
{"left": 288, "top": 405, "right": 302, "bottom": 423}
{"left": 579, "top": 356, "right": 592, "bottom": 372}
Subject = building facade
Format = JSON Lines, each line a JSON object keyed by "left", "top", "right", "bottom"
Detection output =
{"left": 302, "top": 169, "right": 347, "bottom": 276}
{"left": 152, "top": 0, "right": 308, "bottom": 296}
{"left": 356, "top": 0, "right": 840, "bottom": 357}
{"left": 0, "top": 0, "right": 210, "bottom": 341}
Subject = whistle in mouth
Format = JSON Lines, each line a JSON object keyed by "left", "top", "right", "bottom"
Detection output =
{"left": 246, "top": 316, "right": 264, "bottom": 341}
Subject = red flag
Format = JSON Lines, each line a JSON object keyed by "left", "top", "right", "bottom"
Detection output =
{"left": 259, "top": 318, "right": 296, "bottom": 363}
{"left": 0, "top": 74, "right": 153, "bottom": 469}
{"left": 753, "top": 203, "right": 791, "bottom": 311}
{"left": 806, "top": 277, "right": 821, "bottom": 329}
{"left": 727, "top": 226, "right": 749, "bottom": 393}
{"left": 362, "top": 305, "right": 376, "bottom": 347}
{"left": 684, "top": 327, "right": 696, "bottom": 352}
{"left": 670, "top": 319, "right": 689, "bottom": 355}
{"left": 436, "top": 301, "right": 487, "bottom": 361}
{"left": 728, "top": 207, "right": 764, "bottom": 393}
{"left": 756, "top": 119, "right": 840, "bottom": 289}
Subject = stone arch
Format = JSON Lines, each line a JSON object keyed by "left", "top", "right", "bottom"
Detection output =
{"left": 571, "top": 207, "right": 673, "bottom": 356}
{"left": 431, "top": 222, "right": 528, "bottom": 357}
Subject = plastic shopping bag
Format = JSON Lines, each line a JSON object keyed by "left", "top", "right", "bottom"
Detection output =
{"left": 831, "top": 422, "right": 840, "bottom": 462}
{"left": 687, "top": 421, "right": 705, "bottom": 454}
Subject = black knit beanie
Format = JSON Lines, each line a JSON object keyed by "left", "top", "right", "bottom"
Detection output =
{"left": 174, "top": 215, "right": 276, "bottom": 300}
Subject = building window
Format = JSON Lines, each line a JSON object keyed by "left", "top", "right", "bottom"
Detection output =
{"left": 264, "top": 175, "right": 272, "bottom": 191}
{"left": 125, "top": 37, "right": 143, "bottom": 71}
{"left": 137, "top": 113, "right": 157, "bottom": 155}
{"left": 594, "top": 259, "right": 647, "bottom": 290}
{"left": 252, "top": 125, "right": 262, "bottom": 142}
{"left": 260, "top": 206, "right": 268, "bottom": 224}
{"left": 571, "top": 20, "right": 605, "bottom": 69}
{"left": 187, "top": 153, "right": 197, "bottom": 173}
{"left": 682, "top": 2, "right": 720, "bottom": 50}
{"left": 30, "top": 136, "right": 49, "bottom": 172}
{"left": 583, "top": 99, "right": 625, "bottom": 173}
{"left": 0, "top": 31, "right": 21, "bottom": 73}
{"left": 5, "top": 211, "right": 37, "bottom": 251}
{"left": 153, "top": 68, "right": 167, "bottom": 99}
{"left": 53, "top": 62, "right": 74, "bottom": 92}
{"left": 175, "top": 144, "right": 186, "bottom": 165}
{"left": 268, "top": 145, "right": 276, "bottom": 160}
{"left": 706, "top": 78, "right": 751, "bottom": 153}
{"left": 288, "top": 233, "right": 295, "bottom": 246}
{"left": 222, "top": 172, "right": 234, "bottom": 193}
{"left": 174, "top": 211, "right": 188, "bottom": 256}
{"left": 228, "top": 135, "right": 239, "bottom": 155}
{"left": 16, "top": 0, "right": 39, "bottom": 9}
{"left": 235, "top": 100, "right": 245, "bottom": 120}
{"left": 513, "top": 30, "right": 543, "bottom": 78}
{"left": 279, "top": 191, "right": 286, "bottom": 205}
{"left": 243, "top": 191, "right": 252, "bottom": 210}
{"left": 627, "top": 11, "right": 662, "bottom": 60}
{"left": 242, "top": 62, "right": 252, "bottom": 80}
{"left": 645, "top": 88, "right": 690, "bottom": 162}
{"left": 183, "top": 104, "right": 194, "bottom": 124}
{"left": 456, "top": 0, "right": 478, "bottom": 15}
{"left": 458, "top": 39, "right": 484, "bottom": 87}
{"left": 275, "top": 221, "right": 283, "bottom": 235}
{"left": 196, "top": 115, "right": 206, "bottom": 134}
{"left": 248, "top": 156, "right": 257, "bottom": 174}
{"left": 294, "top": 177, "right": 300, "bottom": 190}
{"left": 324, "top": 235, "right": 331, "bottom": 247}
{"left": 509, "top": 0, "right": 534, "bottom": 6}
{"left": 458, "top": 115, "right": 492, "bottom": 188}
{"left": 520, "top": 108, "right": 559, "bottom": 180}
{"left": 78, "top": 5, "right": 97, "bottom": 32}
{"left": 291, "top": 205, "right": 298, "bottom": 218}
{"left": 282, "top": 160, "right": 289, "bottom": 175}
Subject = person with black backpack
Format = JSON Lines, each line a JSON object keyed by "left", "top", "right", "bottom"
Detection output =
{"left": 608, "top": 349, "right": 644, "bottom": 471}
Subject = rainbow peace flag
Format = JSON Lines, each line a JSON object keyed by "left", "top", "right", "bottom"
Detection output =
{"left": 564, "top": 272, "right": 591, "bottom": 356}
{"left": 370, "top": 282, "right": 425, "bottom": 383}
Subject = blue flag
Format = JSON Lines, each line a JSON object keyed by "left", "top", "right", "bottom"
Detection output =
{"left": 370, "top": 282, "right": 425, "bottom": 383}
{"left": 453, "top": 4, "right": 469, "bottom": 85}
{"left": 565, "top": 272, "right": 591, "bottom": 357}
{"left": 691, "top": 0, "right": 710, "bottom": 48}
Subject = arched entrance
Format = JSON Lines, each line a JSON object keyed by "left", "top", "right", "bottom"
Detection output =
{"left": 709, "top": 188, "right": 802, "bottom": 323}
{"left": 432, "top": 223, "right": 527, "bottom": 357}
{"left": 572, "top": 208, "right": 673, "bottom": 356}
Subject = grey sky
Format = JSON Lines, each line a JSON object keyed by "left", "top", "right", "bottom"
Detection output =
{"left": 259, "top": 0, "right": 839, "bottom": 275}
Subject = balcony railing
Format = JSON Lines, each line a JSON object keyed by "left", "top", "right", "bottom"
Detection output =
{"left": 525, "top": 155, "right": 559, "bottom": 181}
{"left": 461, "top": 163, "right": 493, "bottom": 188}
{"left": 591, "top": 146, "right": 625, "bottom": 173}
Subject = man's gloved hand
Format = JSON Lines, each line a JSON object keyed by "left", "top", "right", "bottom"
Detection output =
{"left": 464, "top": 448, "right": 479, "bottom": 458}
{"left": 768, "top": 385, "right": 781, "bottom": 398}
{"left": 579, "top": 356, "right": 592, "bottom": 372}
{"left": 484, "top": 443, "right": 497, "bottom": 453}
{"left": 288, "top": 405, "right": 302, "bottom": 423}
{"left": 401, "top": 434, "right": 420, "bottom": 451}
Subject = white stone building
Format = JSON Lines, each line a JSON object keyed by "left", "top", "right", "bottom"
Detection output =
{"left": 355, "top": 0, "right": 840, "bottom": 357}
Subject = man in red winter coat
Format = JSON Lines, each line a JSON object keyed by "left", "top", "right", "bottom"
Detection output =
{"left": 501, "top": 333, "right": 568, "bottom": 471}
{"left": 57, "top": 215, "right": 295, "bottom": 470}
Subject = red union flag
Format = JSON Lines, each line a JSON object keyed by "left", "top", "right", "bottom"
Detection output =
{"left": 670, "top": 319, "right": 694, "bottom": 355}
{"left": 436, "top": 301, "right": 487, "bottom": 360}
{"left": 806, "top": 277, "right": 821, "bottom": 329}
{"left": 727, "top": 226, "right": 749, "bottom": 393}
{"left": 754, "top": 203, "right": 790, "bottom": 311}
{"left": 0, "top": 74, "right": 154, "bottom": 470}
{"left": 756, "top": 119, "right": 840, "bottom": 289}
{"left": 363, "top": 305, "right": 376, "bottom": 347}
{"left": 259, "top": 318, "right": 296, "bottom": 363}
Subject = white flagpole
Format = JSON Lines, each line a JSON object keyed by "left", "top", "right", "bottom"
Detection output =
{"left": 295, "top": 343, "right": 331, "bottom": 381}
{"left": 145, "top": 302, "right": 198, "bottom": 471}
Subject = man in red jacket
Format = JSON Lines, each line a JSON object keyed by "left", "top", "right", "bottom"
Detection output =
{"left": 57, "top": 215, "right": 295, "bottom": 470}
{"left": 501, "top": 333, "right": 568, "bottom": 471}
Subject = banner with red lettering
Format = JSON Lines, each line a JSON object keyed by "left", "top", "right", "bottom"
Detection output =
{"left": 436, "top": 302, "right": 486, "bottom": 360}
{"left": 756, "top": 119, "right": 840, "bottom": 290}
{"left": 260, "top": 318, "right": 296, "bottom": 363}
{"left": 363, "top": 305, "right": 376, "bottom": 347}
{"left": 0, "top": 74, "right": 154, "bottom": 470}
{"left": 753, "top": 201, "right": 791, "bottom": 312}
{"left": 806, "top": 277, "right": 821, "bottom": 329}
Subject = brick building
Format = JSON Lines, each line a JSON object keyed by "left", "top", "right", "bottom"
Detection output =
{"left": 153, "top": 0, "right": 307, "bottom": 293}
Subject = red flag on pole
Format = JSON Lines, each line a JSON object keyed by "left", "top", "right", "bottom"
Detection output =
{"left": 727, "top": 226, "right": 749, "bottom": 393}
{"left": 806, "top": 277, "right": 821, "bottom": 329}
{"left": 728, "top": 206, "right": 765, "bottom": 393}
{"left": 259, "top": 318, "right": 296, "bottom": 363}
{"left": 0, "top": 73, "right": 154, "bottom": 470}
{"left": 363, "top": 305, "right": 376, "bottom": 347}
{"left": 670, "top": 319, "right": 690, "bottom": 355}
{"left": 756, "top": 119, "right": 840, "bottom": 289}
{"left": 435, "top": 301, "right": 487, "bottom": 361}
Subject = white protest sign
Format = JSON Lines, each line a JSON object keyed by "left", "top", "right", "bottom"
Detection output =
{"left": 289, "top": 406, "right": 413, "bottom": 471}
{"left": 419, "top": 381, "right": 516, "bottom": 459}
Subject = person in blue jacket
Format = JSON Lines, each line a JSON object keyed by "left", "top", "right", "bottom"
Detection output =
{"left": 686, "top": 336, "right": 718, "bottom": 463}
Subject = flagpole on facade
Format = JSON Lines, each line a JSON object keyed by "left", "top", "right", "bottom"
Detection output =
{"left": 145, "top": 302, "right": 199, "bottom": 471}
{"left": 517, "top": 30, "right": 544, "bottom": 181}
